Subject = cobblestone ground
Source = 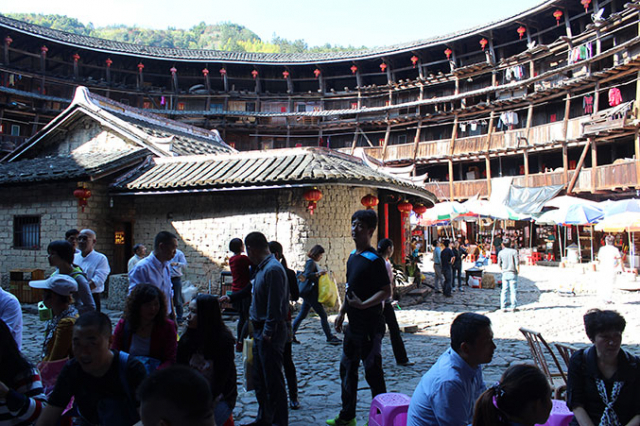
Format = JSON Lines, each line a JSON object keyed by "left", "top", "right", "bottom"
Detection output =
{"left": 19, "top": 261, "right": 640, "bottom": 426}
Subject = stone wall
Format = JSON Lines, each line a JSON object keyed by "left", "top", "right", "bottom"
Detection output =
{"left": 124, "top": 185, "right": 377, "bottom": 296}
{"left": 0, "top": 181, "right": 114, "bottom": 291}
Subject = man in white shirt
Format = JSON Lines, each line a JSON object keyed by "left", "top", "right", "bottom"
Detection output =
{"left": 0, "top": 286, "right": 22, "bottom": 350}
{"left": 128, "top": 244, "right": 147, "bottom": 272}
{"left": 74, "top": 229, "right": 111, "bottom": 312}
{"left": 170, "top": 248, "right": 187, "bottom": 324}
{"left": 129, "top": 231, "right": 177, "bottom": 319}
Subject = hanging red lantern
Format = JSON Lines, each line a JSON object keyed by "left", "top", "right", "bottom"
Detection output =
{"left": 251, "top": 69, "right": 258, "bottom": 79}
{"left": 517, "top": 26, "right": 526, "bottom": 40}
{"left": 380, "top": 62, "right": 387, "bottom": 72}
{"left": 350, "top": 65, "right": 358, "bottom": 74}
{"left": 219, "top": 67, "right": 226, "bottom": 76}
{"left": 170, "top": 67, "right": 177, "bottom": 75}
{"left": 4, "top": 36, "right": 12, "bottom": 46}
{"left": 444, "top": 48, "right": 452, "bottom": 59}
{"left": 72, "top": 53, "right": 80, "bottom": 63}
{"left": 40, "top": 45, "right": 48, "bottom": 56}
{"left": 313, "top": 68, "right": 321, "bottom": 78}
{"left": 581, "top": 0, "right": 591, "bottom": 12}
{"left": 361, "top": 194, "right": 379, "bottom": 210}
{"left": 282, "top": 70, "right": 289, "bottom": 79}
{"left": 411, "top": 55, "right": 419, "bottom": 68}
{"left": 413, "top": 204, "right": 428, "bottom": 217}
{"left": 553, "top": 10, "right": 563, "bottom": 25}
{"left": 137, "top": 63, "right": 145, "bottom": 73}
{"left": 73, "top": 187, "right": 92, "bottom": 212}
{"left": 303, "top": 188, "right": 323, "bottom": 215}
{"left": 397, "top": 200, "right": 413, "bottom": 216}
{"left": 202, "top": 68, "right": 209, "bottom": 76}
{"left": 479, "top": 38, "right": 488, "bottom": 51}
{"left": 105, "top": 58, "right": 113, "bottom": 67}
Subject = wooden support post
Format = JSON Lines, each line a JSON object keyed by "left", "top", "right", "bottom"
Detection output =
{"left": 524, "top": 103, "right": 534, "bottom": 182}
{"left": 635, "top": 130, "right": 640, "bottom": 184}
{"left": 594, "top": 82, "right": 600, "bottom": 114}
{"left": 381, "top": 123, "right": 391, "bottom": 161}
{"left": 485, "top": 111, "right": 496, "bottom": 197}
{"left": 412, "top": 120, "right": 423, "bottom": 161}
{"left": 450, "top": 114, "right": 459, "bottom": 156}
{"left": 591, "top": 139, "right": 598, "bottom": 193}
{"left": 524, "top": 150, "right": 530, "bottom": 182}
{"left": 448, "top": 159, "right": 455, "bottom": 201}
{"left": 563, "top": 142, "right": 569, "bottom": 185}
{"left": 567, "top": 139, "right": 592, "bottom": 194}
{"left": 564, "top": 11, "right": 573, "bottom": 39}
{"left": 350, "top": 124, "right": 360, "bottom": 155}
{"left": 562, "top": 92, "right": 572, "bottom": 143}
{"left": 486, "top": 155, "right": 492, "bottom": 196}
{"left": 635, "top": 71, "right": 640, "bottom": 118}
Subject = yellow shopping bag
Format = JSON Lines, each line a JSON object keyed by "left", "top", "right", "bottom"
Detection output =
{"left": 317, "top": 273, "right": 338, "bottom": 308}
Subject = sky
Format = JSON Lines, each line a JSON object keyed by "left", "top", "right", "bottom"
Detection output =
{"left": 3, "top": 0, "right": 544, "bottom": 48}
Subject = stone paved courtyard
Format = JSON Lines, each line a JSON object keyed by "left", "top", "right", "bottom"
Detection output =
{"left": 19, "top": 262, "right": 640, "bottom": 426}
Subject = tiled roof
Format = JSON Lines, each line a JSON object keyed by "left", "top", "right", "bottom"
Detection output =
{"left": 112, "top": 147, "right": 436, "bottom": 202}
{"left": 0, "top": 148, "right": 149, "bottom": 185}
{"left": 0, "top": 2, "right": 554, "bottom": 64}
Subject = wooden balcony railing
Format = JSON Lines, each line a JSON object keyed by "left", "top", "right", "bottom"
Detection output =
{"left": 423, "top": 160, "right": 639, "bottom": 201}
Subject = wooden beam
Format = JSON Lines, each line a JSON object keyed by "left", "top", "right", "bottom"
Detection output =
{"left": 349, "top": 124, "right": 359, "bottom": 155}
{"left": 594, "top": 82, "right": 600, "bottom": 114}
{"left": 381, "top": 123, "right": 391, "bottom": 161}
{"left": 524, "top": 103, "right": 533, "bottom": 183}
{"left": 562, "top": 92, "right": 572, "bottom": 140}
{"left": 412, "top": 119, "right": 423, "bottom": 161}
{"left": 563, "top": 142, "right": 569, "bottom": 185}
{"left": 448, "top": 159, "right": 455, "bottom": 201}
{"left": 591, "top": 139, "right": 598, "bottom": 193}
{"left": 567, "top": 138, "right": 592, "bottom": 194}
{"left": 636, "top": 130, "right": 640, "bottom": 185}
{"left": 449, "top": 114, "right": 459, "bottom": 156}
{"left": 485, "top": 155, "right": 492, "bottom": 196}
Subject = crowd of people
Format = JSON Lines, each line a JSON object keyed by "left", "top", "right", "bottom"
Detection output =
{"left": 0, "top": 212, "right": 638, "bottom": 426}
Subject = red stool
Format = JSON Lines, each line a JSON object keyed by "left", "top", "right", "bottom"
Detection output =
{"left": 491, "top": 254, "right": 497, "bottom": 264}
{"left": 369, "top": 393, "right": 411, "bottom": 426}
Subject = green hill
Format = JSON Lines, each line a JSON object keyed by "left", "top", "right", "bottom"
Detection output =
{"left": 4, "top": 13, "right": 365, "bottom": 53}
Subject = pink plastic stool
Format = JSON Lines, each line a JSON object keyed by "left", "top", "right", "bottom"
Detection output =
{"left": 368, "top": 393, "right": 411, "bottom": 426}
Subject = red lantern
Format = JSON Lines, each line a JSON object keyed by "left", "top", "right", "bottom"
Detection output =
{"left": 411, "top": 55, "right": 419, "bottom": 68}
{"left": 251, "top": 69, "right": 258, "bottom": 79}
{"left": 350, "top": 65, "right": 358, "bottom": 74}
{"left": 303, "top": 188, "right": 323, "bottom": 215}
{"left": 380, "top": 62, "right": 387, "bottom": 72}
{"left": 170, "top": 67, "right": 177, "bottom": 75}
{"left": 72, "top": 53, "right": 80, "bottom": 63}
{"left": 105, "top": 58, "right": 113, "bottom": 67}
{"left": 313, "top": 68, "right": 321, "bottom": 78}
{"left": 73, "top": 187, "right": 92, "bottom": 212}
{"left": 202, "top": 68, "right": 209, "bottom": 76}
{"left": 480, "top": 38, "right": 488, "bottom": 51}
{"left": 581, "top": 0, "right": 591, "bottom": 12}
{"left": 413, "top": 204, "right": 427, "bottom": 217}
{"left": 444, "top": 48, "right": 452, "bottom": 59}
{"left": 40, "top": 45, "right": 48, "bottom": 56}
{"left": 137, "top": 63, "right": 145, "bottom": 73}
{"left": 397, "top": 200, "right": 413, "bottom": 216}
{"left": 4, "top": 36, "right": 12, "bottom": 46}
{"left": 517, "top": 26, "right": 526, "bottom": 40}
{"left": 361, "top": 194, "right": 379, "bottom": 210}
{"left": 219, "top": 67, "right": 226, "bottom": 76}
{"left": 553, "top": 10, "right": 563, "bottom": 25}
{"left": 282, "top": 70, "right": 289, "bottom": 79}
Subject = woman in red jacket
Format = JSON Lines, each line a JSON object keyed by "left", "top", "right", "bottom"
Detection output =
{"left": 112, "top": 284, "right": 177, "bottom": 371}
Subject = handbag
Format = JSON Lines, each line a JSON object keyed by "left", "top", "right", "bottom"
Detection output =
{"left": 297, "top": 272, "right": 314, "bottom": 298}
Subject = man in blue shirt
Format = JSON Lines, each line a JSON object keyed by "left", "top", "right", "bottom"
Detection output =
{"left": 407, "top": 313, "right": 495, "bottom": 426}
{"left": 245, "top": 232, "right": 289, "bottom": 426}
{"left": 432, "top": 240, "right": 443, "bottom": 293}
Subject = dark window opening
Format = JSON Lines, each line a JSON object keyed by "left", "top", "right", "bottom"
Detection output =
{"left": 13, "top": 216, "right": 41, "bottom": 249}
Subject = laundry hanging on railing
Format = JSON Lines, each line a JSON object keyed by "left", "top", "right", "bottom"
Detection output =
{"left": 498, "top": 111, "right": 519, "bottom": 130}
{"left": 505, "top": 65, "right": 525, "bottom": 82}
{"left": 568, "top": 42, "right": 593, "bottom": 64}
{"left": 608, "top": 87, "right": 622, "bottom": 107}
{"left": 583, "top": 95, "right": 594, "bottom": 114}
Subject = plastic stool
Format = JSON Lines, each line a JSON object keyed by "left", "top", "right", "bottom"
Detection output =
{"left": 368, "top": 393, "right": 411, "bottom": 426}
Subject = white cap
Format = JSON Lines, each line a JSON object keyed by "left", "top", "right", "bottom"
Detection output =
{"left": 29, "top": 274, "right": 78, "bottom": 296}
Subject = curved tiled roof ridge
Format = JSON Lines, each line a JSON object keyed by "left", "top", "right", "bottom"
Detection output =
{"left": 0, "top": 1, "right": 555, "bottom": 64}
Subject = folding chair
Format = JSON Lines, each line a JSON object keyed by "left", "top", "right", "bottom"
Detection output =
{"left": 519, "top": 327, "right": 568, "bottom": 399}
{"left": 554, "top": 342, "right": 579, "bottom": 371}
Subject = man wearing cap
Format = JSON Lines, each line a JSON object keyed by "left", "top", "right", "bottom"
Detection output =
{"left": 74, "top": 229, "right": 110, "bottom": 312}
{"left": 129, "top": 231, "right": 177, "bottom": 319}
{"left": 0, "top": 285, "right": 22, "bottom": 350}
